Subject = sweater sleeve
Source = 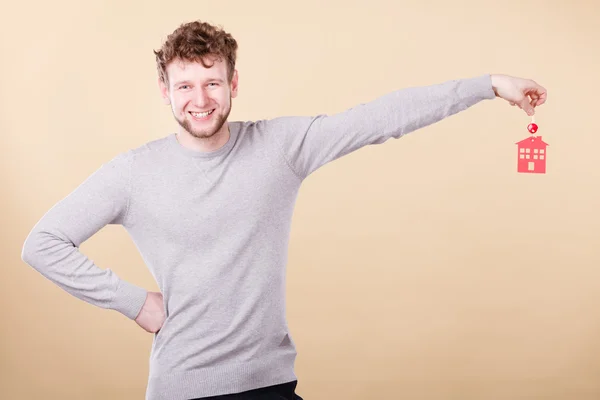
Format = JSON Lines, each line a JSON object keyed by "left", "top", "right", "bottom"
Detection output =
{"left": 21, "top": 151, "right": 148, "bottom": 321}
{"left": 270, "top": 74, "right": 496, "bottom": 180}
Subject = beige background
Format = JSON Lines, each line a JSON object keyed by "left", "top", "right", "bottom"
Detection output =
{"left": 2, "top": 0, "right": 599, "bottom": 399}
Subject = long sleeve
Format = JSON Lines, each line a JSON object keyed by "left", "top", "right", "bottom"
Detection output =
{"left": 269, "top": 74, "right": 496, "bottom": 180}
{"left": 21, "top": 151, "right": 148, "bottom": 320}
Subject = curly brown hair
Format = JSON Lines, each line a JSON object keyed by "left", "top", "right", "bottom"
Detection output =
{"left": 154, "top": 21, "right": 238, "bottom": 86}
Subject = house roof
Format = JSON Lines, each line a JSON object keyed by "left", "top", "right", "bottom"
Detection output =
{"left": 516, "top": 136, "right": 549, "bottom": 146}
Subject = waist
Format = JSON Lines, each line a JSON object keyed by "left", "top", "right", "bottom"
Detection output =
{"left": 145, "top": 348, "right": 298, "bottom": 400}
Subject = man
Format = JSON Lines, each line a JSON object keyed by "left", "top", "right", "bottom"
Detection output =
{"left": 21, "top": 20, "right": 547, "bottom": 400}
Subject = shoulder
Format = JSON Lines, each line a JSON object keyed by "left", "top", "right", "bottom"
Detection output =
{"left": 109, "top": 134, "right": 174, "bottom": 168}
{"left": 237, "top": 116, "right": 321, "bottom": 147}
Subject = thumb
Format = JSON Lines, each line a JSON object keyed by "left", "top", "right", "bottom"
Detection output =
{"left": 520, "top": 97, "right": 535, "bottom": 116}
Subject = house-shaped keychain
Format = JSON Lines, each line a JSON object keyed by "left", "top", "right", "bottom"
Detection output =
{"left": 516, "top": 118, "right": 548, "bottom": 174}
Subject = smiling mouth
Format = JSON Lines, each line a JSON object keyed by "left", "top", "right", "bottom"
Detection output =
{"left": 189, "top": 109, "right": 215, "bottom": 119}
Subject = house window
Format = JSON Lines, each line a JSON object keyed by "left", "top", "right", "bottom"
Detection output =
{"left": 520, "top": 154, "right": 525, "bottom": 159}
{"left": 526, "top": 154, "right": 530, "bottom": 159}
{"left": 526, "top": 148, "right": 531, "bottom": 153}
{"left": 534, "top": 155, "right": 538, "bottom": 159}
{"left": 540, "top": 149, "right": 545, "bottom": 154}
{"left": 540, "top": 155, "right": 544, "bottom": 160}
{"left": 520, "top": 148, "right": 525, "bottom": 153}
{"left": 534, "top": 149, "right": 539, "bottom": 153}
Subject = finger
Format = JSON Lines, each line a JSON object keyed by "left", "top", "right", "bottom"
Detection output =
{"left": 536, "top": 87, "right": 547, "bottom": 106}
{"left": 521, "top": 89, "right": 539, "bottom": 114}
{"left": 529, "top": 81, "right": 547, "bottom": 106}
{"left": 530, "top": 92, "right": 539, "bottom": 108}
{"left": 520, "top": 97, "right": 535, "bottom": 115}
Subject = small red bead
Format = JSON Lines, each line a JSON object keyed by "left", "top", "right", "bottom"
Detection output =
{"left": 527, "top": 123, "right": 538, "bottom": 134}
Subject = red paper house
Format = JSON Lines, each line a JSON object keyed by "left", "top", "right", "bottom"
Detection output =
{"left": 516, "top": 136, "right": 549, "bottom": 174}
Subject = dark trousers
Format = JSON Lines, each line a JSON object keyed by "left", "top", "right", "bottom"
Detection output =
{"left": 189, "top": 380, "right": 303, "bottom": 400}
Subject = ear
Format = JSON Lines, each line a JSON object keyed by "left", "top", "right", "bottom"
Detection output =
{"left": 230, "top": 69, "right": 239, "bottom": 98}
{"left": 158, "top": 77, "right": 171, "bottom": 105}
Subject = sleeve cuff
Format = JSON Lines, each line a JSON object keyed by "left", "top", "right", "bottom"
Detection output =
{"left": 110, "top": 280, "right": 148, "bottom": 320}
{"left": 477, "top": 74, "right": 497, "bottom": 100}
{"left": 456, "top": 74, "right": 497, "bottom": 108}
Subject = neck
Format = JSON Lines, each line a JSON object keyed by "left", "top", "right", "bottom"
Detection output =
{"left": 176, "top": 123, "right": 230, "bottom": 153}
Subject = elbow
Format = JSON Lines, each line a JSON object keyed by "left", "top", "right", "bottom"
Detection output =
{"left": 21, "top": 228, "right": 52, "bottom": 269}
{"left": 21, "top": 227, "right": 76, "bottom": 272}
{"left": 21, "top": 230, "right": 40, "bottom": 266}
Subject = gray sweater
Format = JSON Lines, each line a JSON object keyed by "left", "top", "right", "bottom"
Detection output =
{"left": 21, "top": 75, "right": 496, "bottom": 400}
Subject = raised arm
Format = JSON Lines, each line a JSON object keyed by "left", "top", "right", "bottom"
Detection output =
{"left": 268, "top": 73, "right": 546, "bottom": 180}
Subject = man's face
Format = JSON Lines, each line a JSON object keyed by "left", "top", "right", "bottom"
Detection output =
{"left": 159, "top": 57, "right": 238, "bottom": 139}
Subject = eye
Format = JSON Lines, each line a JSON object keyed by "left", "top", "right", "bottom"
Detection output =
{"left": 208, "top": 83, "right": 219, "bottom": 87}
{"left": 179, "top": 85, "right": 190, "bottom": 90}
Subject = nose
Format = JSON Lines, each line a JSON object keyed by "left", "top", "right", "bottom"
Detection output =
{"left": 192, "top": 88, "right": 211, "bottom": 109}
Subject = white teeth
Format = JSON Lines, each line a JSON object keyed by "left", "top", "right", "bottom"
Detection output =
{"left": 191, "top": 110, "right": 213, "bottom": 118}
